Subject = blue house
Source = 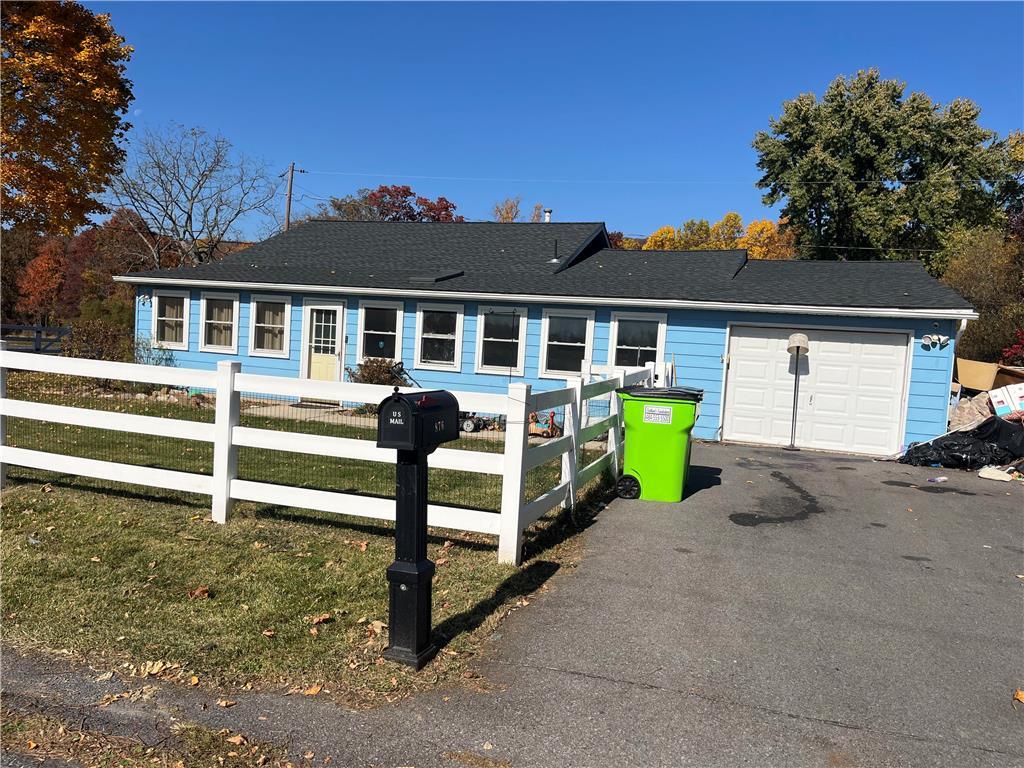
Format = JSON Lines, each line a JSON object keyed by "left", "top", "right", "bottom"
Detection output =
{"left": 116, "top": 220, "right": 976, "bottom": 456}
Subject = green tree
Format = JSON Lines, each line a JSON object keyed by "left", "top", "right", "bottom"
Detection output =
{"left": 942, "top": 227, "right": 1024, "bottom": 362}
{"left": 753, "top": 69, "right": 1010, "bottom": 268}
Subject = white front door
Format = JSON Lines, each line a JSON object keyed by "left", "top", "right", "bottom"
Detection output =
{"left": 722, "top": 325, "right": 910, "bottom": 456}
{"left": 304, "top": 304, "right": 343, "bottom": 381}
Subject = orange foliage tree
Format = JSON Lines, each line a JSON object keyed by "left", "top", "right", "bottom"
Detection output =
{"left": 1, "top": 1, "right": 134, "bottom": 234}
{"left": 738, "top": 219, "right": 797, "bottom": 260}
{"left": 16, "top": 237, "right": 66, "bottom": 321}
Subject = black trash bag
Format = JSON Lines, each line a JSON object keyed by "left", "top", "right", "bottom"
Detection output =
{"left": 898, "top": 417, "right": 1024, "bottom": 470}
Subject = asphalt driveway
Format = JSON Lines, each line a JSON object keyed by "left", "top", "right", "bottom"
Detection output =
{"left": 4, "top": 442, "right": 1022, "bottom": 767}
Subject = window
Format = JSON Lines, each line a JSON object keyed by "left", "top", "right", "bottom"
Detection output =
{"left": 358, "top": 301, "right": 403, "bottom": 361}
{"left": 249, "top": 295, "right": 290, "bottom": 357}
{"left": 610, "top": 313, "right": 665, "bottom": 368}
{"left": 476, "top": 306, "right": 528, "bottom": 375}
{"left": 152, "top": 291, "right": 189, "bottom": 350}
{"left": 541, "top": 309, "right": 594, "bottom": 377}
{"left": 199, "top": 292, "right": 239, "bottom": 353}
{"left": 415, "top": 304, "right": 463, "bottom": 371}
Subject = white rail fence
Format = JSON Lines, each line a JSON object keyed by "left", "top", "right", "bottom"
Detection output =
{"left": 0, "top": 343, "right": 663, "bottom": 564}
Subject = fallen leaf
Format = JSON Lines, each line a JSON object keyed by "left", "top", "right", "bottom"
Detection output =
{"left": 187, "top": 585, "right": 210, "bottom": 600}
{"left": 302, "top": 684, "right": 322, "bottom": 696}
{"left": 435, "top": 558, "right": 449, "bottom": 567}
{"left": 26, "top": 740, "right": 38, "bottom": 750}
{"left": 303, "top": 751, "right": 314, "bottom": 760}
{"left": 483, "top": 742, "right": 494, "bottom": 750}
{"left": 390, "top": 676, "right": 398, "bottom": 687}
{"left": 358, "top": 541, "right": 367, "bottom": 551}
{"left": 217, "top": 699, "right": 236, "bottom": 708}
{"left": 41, "top": 483, "right": 53, "bottom": 493}
{"left": 189, "top": 675, "right": 199, "bottom": 686}
{"left": 252, "top": 541, "right": 266, "bottom": 550}
{"left": 368, "top": 620, "right": 387, "bottom": 636}
{"left": 306, "top": 612, "right": 332, "bottom": 625}
{"left": 225, "top": 734, "right": 246, "bottom": 746}
{"left": 356, "top": 616, "right": 367, "bottom": 624}
{"left": 90, "top": 556, "right": 101, "bottom": 563}
{"left": 262, "top": 629, "right": 276, "bottom": 638}
{"left": 95, "top": 671, "right": 114, "bottom": 682}
{"left": 45, "top": 525, "right": 55, "bottom": 532}
{"left": 148, "top": 561, "right": 156, "bottom": 568}
{"left": 309, "top": 627, "right": 318, "bottom": 636}
{"left": 1013, "top": 688, "right": 1024, "bottom": 708}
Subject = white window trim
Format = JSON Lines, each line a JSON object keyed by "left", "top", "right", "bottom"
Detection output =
{"left": 247, "top": 293, "right": 292, "bottom": 359}
{"left": 608, "top": 311, "right": 667, "bottom": 369}
{"left": 539, "top": 308, "right": 595, "bottom": 379}
{"left": 474, "top": 305, "right": 529, "bottom": 376}
{"left": 198, "top": 291, "right": 240, "bottom": 354}
{"left": 299, "top": 298, "right": 346, "bottom": 381}
{"left": 150, "top": 289, "right": 190, "bottom": 351}
{"left": 414, "top": 302, "right": 464, "bottom": 372}
{"left": 357, "top": 300, "right": 404, "bottom": 363}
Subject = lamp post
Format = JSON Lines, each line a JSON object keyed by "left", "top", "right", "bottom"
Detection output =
{"left": 784, "top": 333, "right": 809, "bottom": 452}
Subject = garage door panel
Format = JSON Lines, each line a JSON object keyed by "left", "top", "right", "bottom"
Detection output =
{"left": 724, "top": 326, "right": 909, "bottom": 456}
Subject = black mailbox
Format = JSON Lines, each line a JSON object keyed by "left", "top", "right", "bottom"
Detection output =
{"left": 377, "top": 389, "right": 459, "bottom": 451}
{"left": 374, "top": 387, "right": 460, "bottom": 670}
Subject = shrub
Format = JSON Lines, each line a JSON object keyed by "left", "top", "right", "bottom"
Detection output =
{"left": 64, "top": 317, "right": 135, "bottom": 362}
{"left": 345, "top": 358, "right": 410, "bottom": 414}
{"left": 1001, "top": 330, "right": 1024, "bottom": 366}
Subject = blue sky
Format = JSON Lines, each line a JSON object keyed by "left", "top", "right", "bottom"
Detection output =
{"left": 88, "top": 1, "right": 1023, "bottom": 239}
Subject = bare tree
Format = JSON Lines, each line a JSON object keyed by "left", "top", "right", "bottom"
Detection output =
{"left": 492, "top": 196, "right": 521, "bottom": 222}
{"left": 109, "top": 124, "right": 278, "bottom": 268}
{"left": 529, "top": 203, "right": 544, "bottom": 223}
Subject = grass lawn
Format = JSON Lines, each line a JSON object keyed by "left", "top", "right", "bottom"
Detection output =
{"left": 1, "top": 467, "right": 603, "bottom": 708}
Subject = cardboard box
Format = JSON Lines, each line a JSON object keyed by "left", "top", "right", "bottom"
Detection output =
{"left": 989, "top": 383, "right": 1024, "bottom": 416}
{"left": 955, "top": 358, "right": 999, "bottom": 391}
{"left": 993, "top": 366, "right": 1024, "bottom": 389}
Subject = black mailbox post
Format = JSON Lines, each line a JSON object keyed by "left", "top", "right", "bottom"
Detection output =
{"left": 376, "top": 387, "right": 460, "bottom": 669}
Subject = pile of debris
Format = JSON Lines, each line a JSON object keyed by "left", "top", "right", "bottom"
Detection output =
{"left": 896, "top": 358, "right": 1024, "bottom": 481}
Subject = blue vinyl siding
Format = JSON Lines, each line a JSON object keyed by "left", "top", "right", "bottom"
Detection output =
{"left": 135, "top": 286, "right": 958, "bottom": 449}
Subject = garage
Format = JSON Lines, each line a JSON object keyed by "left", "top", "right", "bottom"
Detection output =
{"left": 721, "top": 325, "right": 911, "bottom": 456}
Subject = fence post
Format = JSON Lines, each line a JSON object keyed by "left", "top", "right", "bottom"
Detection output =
{"left": 610, "top": 368, "right": 626, "bottom": 473}
{"left": 498, "top": 382, "right": 530, "bottom": 565}
{"left": 560, "top": 377, "right": 582, "bottom": 511}
{"left": 0, "top": 341, "right": 7, "bottom": 487}
{"left": 212, "top": 360, "right": 241, "bottom": 524}
{"left": 579, "top": 357, "right": 592, "bottom": 427}
{"left": 645, "top": 361, "right": 657, "bottom": 387}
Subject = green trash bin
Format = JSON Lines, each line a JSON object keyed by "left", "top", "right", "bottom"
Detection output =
{"left": 615, "top": 385, "right": 704, "bottom": 502}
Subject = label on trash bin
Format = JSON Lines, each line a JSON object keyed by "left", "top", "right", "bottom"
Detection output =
{"left": 642, "top": 405, "right": 672, "bottom": 425}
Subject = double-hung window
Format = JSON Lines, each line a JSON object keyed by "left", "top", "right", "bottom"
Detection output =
{"left": 541, "top": 309, "right": 594, "bottom": 378}
{"left": 610, "top": 312, "right": 665, "bottom": 367}
{"left": 249, "top": 295, "right": 290, "bottom": 357}
{"left": 476, "top": 306, "right": 527, "bottom": 376}
{"left": 152, "top": 291, "right": 189, "bottom": 350}
{"left": 358, "top": 301, "right": 403, "bottom": 361}
{"left": 199, "top": 292, "right": 239, "bottom": 353}
{"left": 415, "top": 304, "right": 463, "bottom": 370}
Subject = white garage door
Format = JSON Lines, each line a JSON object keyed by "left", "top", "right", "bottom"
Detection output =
{"left": 722, "top": 326, "right": 910, "bottom": 456}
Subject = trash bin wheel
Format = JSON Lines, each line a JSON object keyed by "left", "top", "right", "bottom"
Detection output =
{"left": 616, "top": 474, "right": 640, "bottom": 499}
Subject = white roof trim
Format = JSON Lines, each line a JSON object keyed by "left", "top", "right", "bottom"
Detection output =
{"left": 114, "top": 275, "right": 979, "bottom": 321}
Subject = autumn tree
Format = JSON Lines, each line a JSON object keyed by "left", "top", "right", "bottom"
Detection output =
{"left": 493, "top": 196, "right": 522, "bottom": 222}
{"left": 529, "top": 203, "right": 544, "bottom": 223}
{"left": 319, "top": 184, "right": 464, "bottom": 223}
{"left": 676, "top": 220, "right": 711, "bottom": 250}
{"left": 708, "top": 213, "right": 744, "bottom": 249}
{"left": 1, "top": 224, "right": 40, "bottom": 320}
{"left": 109, "top": 124, "right": 276, "bottom": 268}
{"left": 619, "top": 237, "right": 645, "bottom": 250}
{"left": 1, "top": 1, "right": 133, "bottom": 234}
{"left": 643, "top": 225, "right": 681, "bottom": 250}
{"left": 738, "top": 219, "right": 797, "bottom": 260}
{"left": 754, "top": 69, "right": 1011, "bottom": 266}
{"left": 16, "top": 237, "right": 66, "bottom": 321}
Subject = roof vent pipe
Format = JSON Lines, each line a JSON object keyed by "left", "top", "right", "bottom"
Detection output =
{"left": 543, "top": 208, "right": 552, "bottom": 223}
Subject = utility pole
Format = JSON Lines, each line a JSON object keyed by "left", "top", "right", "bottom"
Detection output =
{"left": 281, "top": 162, "right": 306, "bottom": 232}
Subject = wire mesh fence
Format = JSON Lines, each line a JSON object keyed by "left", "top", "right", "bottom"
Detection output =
{"left": 5, "top": 371, "right": 215, "bottom": 474}
{"left": 235, "top": 391, "right": 507, "bottom": 511}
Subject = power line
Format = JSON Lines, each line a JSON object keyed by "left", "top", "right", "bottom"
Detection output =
{"left": 301, "top": 168, "right": 1002, "bottom": 187}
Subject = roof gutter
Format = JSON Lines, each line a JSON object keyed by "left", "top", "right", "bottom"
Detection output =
{"left": 113, "top": 275, "right": 979, "bottom": 321}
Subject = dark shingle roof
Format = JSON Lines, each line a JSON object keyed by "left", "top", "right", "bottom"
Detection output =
{"left": 124, "top": 220, "right": 972, "bottom": 311}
